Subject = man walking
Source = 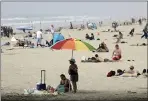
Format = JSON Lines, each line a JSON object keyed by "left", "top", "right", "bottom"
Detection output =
{"left": 141, "top": 23, "right": 148, "bottom": 39}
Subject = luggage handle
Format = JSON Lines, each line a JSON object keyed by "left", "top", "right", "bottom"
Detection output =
{"left": 41, "top": 70, "right": 46, "bottom": 84}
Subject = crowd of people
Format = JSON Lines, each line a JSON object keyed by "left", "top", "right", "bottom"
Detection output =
{"left": 1, "top": 26, "right": 14, "bottom": 38}
{"left": 82, "top": 44, "right": 121, "bottom": 63}
{"left": 2, "top": 17, "right": 147, "bottom": 94}
{"left": 107, "top": 66, "right": 148, "bottom": 77}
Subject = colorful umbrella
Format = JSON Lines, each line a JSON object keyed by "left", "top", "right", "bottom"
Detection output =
{"left": 50, "top": 38, "right": 96, "bottom": 58}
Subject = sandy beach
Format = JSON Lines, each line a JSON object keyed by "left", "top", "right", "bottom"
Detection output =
{"left": 1, "top": 23, "right": 147, "bottom": 100}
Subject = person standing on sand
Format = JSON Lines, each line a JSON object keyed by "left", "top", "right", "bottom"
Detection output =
{"left": 141, "top": 23, "right": 148, "bottom": 39}
{"left": 36, "top": 29, "right": 43, "bottom": 47}
{"left": 138, "top": 19, "right": 142, "bottom": 25}
{"left": 70, "top": 22, "right": 73, "bottom": 29}
{"left": 112, "top": 44, "right": 122, "bottom": 61}
{"left": 50, "top": 25, "right": 55, "bottom": 35}
{"left": 112, "top": 22, "right": 118, "bottom": 32}
{"left": 68, "top": 59, "right": 78, "bottom": 93}
{"left": 131, "top": 18, "right": 135, "bottom": 24}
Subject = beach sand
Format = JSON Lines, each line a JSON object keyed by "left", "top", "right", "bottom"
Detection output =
{"left": 1, "top": 23, "right": 147, "bottom": 100}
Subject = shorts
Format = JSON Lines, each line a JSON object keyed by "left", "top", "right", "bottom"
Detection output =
{"left": 70, "top": 75, "right": 78, "bottom": 82}
{"left": 37, "top": 38, "right": 42, "bottom": 44}
{"left": 112, "top": 55, "right": 121, "bottom": 60}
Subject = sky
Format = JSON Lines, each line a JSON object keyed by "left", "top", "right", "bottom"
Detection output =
{"left": 1, "top": 2, "right": 147, "bottom": 19}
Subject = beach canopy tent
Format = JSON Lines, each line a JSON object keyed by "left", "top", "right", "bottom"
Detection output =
{"left": 87, "top": 23, "right": 97, "bottom": 30}
{"left": 10, "top": 37, "right": 17, "bottom": 48}
{"left": 16, "top": 26, "right": 33, "bottom": 31}
{"left": 52, "top": 33, "right": 65, "bottom": 44}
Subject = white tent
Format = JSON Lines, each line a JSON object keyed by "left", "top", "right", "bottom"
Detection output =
{"left": 11, "top": 37, "right": 17, "bottom": 42}
{"left": 10, "top": 37, "right": 17, "bottom": 49}
{"left": 88, "top": 23, "right": 93, "bottom": 27}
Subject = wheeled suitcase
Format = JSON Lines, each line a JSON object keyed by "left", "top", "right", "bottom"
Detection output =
{"left": 36, "top": 70, "right": 46, "bottom": 90}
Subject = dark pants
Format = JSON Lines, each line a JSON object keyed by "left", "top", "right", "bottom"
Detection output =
{"left": 141, "top": 32, "right": 148, "bottom": 39}
{"left": 72, "top": 81, "right": 77, "bottom": 93}
{"left": 70, "top": 75, "right": 78, "bottom": 93}
{"left": 1, "top": 32, "right": 4, "bottom": 37}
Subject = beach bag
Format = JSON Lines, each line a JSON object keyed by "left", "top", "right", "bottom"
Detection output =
{"left": 57, "top": 85, "right": 65, "bottom": 93}
{"left": 81, "top": 56, "right": 86, "bottom": 62}
{"left": 97, "top": 38, "right": 100, "bottom": 40}
{"left": 107, "top": 71, "right": 115, "bottom": 77}
{"left": 36, "top": 70, "right": 46, "bottom": 90}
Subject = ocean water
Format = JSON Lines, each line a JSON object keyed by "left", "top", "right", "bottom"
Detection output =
{"left": 1, "top": 2, "right": 146, "bottom": 32}
{"left": 1, "top": 15, "right": 114, "bottom": 32}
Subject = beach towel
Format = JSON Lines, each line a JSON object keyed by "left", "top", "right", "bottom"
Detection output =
{"left": 121, "top": 73, "right": 137, "bottom": 77}
{"left": 107, "top": 71, "right": 116, "bottom": 77}
{"left": 24, "top": 88, "right": 58, "bottom": 95}
{"left": 57, "top": 85, "right": 65, "bottom": 93}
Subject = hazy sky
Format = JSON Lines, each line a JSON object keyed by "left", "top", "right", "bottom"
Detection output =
{"left": 1, "top": 2, "right": 147, "bottom": 19}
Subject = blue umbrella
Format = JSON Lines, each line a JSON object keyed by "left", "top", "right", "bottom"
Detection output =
{"left": 16, "top": 26, "right": 33, "bottom": 30}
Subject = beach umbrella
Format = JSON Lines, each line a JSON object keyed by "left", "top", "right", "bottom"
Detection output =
{"left": 16, "top": 26, "right": 33, "bottom": 30}
{"left": 50, "top": 38, "right": 96, "bottom": 58}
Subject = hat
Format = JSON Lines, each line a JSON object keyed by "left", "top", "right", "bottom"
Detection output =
{"left": 60, "top": 74, "right": 65, "bottom": 77}
{"left": 69, "top": 58, "right": 76, "bottom": 63}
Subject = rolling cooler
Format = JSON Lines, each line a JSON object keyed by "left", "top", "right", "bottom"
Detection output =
{"left": 36, "top": 70, "right": 46, "bottom": 90}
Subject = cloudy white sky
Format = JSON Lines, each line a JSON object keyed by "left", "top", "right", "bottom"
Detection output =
{"left": 1, "top": 2, "right": 147, "bottom": 19}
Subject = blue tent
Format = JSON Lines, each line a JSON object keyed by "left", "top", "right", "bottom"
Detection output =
{"left": 87, "top": 23, "right": 97, "bottom": 30}
{"left": 92, "top": 23, "right": 97, "bottom": 29}
{"left": 53, "top": 33, "right": 64, "bottom": 44}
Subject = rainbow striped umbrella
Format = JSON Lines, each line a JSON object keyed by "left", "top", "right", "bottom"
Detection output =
{"left": 50, "top": 38, "right": 96, "bottom": 58}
